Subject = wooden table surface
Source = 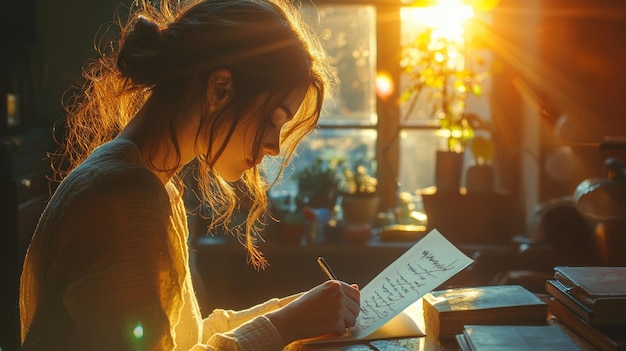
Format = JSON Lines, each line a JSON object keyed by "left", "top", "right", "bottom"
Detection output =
{"left": 285, "top": 323, "right": 598, "bottom": 351}
{"left": 284, "top": 299, "right": 455, "bottom": 351}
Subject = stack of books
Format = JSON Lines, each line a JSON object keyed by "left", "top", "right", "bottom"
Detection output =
{"left": 455, "top": 325, "right": 583, "bottom": 351}
{"left": 422, "top": 285, "right": 548, "bottom": 339}
{"left": 546, "top": 266, "right": 626, "bottom": 351}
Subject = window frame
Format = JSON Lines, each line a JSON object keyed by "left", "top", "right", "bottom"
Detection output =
{"left": 307, "top": 0, "right": 440, "bottom": 211}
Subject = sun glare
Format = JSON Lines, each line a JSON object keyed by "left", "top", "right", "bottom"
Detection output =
{"left": 403, "top": 0, "right": 474, "bottom": 43}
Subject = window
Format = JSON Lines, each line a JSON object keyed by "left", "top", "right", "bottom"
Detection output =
{"left": 398, "top": 6, "right": 493, "bottom": 195}
{"left": 267, "top": 4, "right": 378, "bottom": 200}
{"left": 268, "top": 2, "right": 492, "bottom": 213}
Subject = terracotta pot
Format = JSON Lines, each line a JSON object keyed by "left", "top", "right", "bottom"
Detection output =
{"left": 465, "top": 164, "right": 494, "bottom": 193}
{"left": 341, "top": 195, "right": 379, "bottom": 226}
{"left": 435, "top": 150, "right": 464, "bottom": 192}
{"left": 344, "top": 224, "right": 372, "bottom": 245}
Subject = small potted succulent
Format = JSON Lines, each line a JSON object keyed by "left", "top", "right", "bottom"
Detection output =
{"left": 273, "top": 157, "right": 343, "bottom": 244}
{"left": 266, "top": 192, "right": 305, "bottom": 245}
{"left": 292, "top": 157, "right": 342, "bottom": 210}
{"left": 340, "top": 164, "right": 379, "bottom": 228}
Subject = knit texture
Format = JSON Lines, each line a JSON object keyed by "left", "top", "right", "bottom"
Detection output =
{"left": 19, "top": 138, "right": 284, "bottom": 350}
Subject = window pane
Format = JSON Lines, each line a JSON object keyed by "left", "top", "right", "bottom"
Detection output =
{"left": 267, "top": 5, "right": 378, "bottom": 198}
{"left": 399, "top": 7, "right": 441, "bottom": 127}
{"left": 398, "top": 6, "right": 493, "bottom": 195}
{"left": 266, "top": 129, "right": 376, "bottom": 198}
{"left": 398, "top": 7, "right": 492, "bottom": 127}
{"left": 302, "top": 5, "right": 377, "bottom": 126}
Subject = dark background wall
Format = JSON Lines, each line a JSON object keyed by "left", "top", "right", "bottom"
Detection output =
{"left": 537, "top": 0, "right": 626, "bottom": 136}
{"left": 536, "top": 0, "right": 626, "bottom": 199}
{"left": 2, "top": 2, "right": 127, "bottom": 350}
{"left": 5, "top": 0, "right": 126, "bottom": 132}
{"left": 489, "top": 0, "right": 626, "bottom": 206}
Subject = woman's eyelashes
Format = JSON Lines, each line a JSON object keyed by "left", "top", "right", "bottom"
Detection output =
{"left": 270, "top": 110, "right": 288, "bottom": 130}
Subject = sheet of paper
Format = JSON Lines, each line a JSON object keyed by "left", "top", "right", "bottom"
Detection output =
{"left": 351, "top": 228, "right": 473, "bottom": 339}
{"left": 298, "top": 228, "right": 473, "bottom": 346}
{"left": 301, "top": 299, "right": 425, "bottom": 345}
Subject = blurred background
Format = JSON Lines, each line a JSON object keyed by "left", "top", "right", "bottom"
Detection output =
{"left": 3, "top": 0, "right": 626, "bottom": 349}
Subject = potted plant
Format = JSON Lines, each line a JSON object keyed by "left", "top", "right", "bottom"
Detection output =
{"left": 340, "top": 163, "right": 378, "bottom": 226}
{"left": 292, "top": 156, "right": 342, "bottom": 210}
{"left": 278, "top": 157, "right": 343, "bottom": 243}
{"left": 267, "top": 194, "right": 307, "bottom": 245}
{"left": 400, "top": 25, "right": 489, "bottom": 192}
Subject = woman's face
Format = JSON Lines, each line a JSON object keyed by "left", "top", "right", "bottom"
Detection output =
{"left": 212, "top": 87, "right": 308, "bottom": 182}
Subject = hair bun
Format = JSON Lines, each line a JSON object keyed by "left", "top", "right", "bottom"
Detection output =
{"left": 117, "top": 16, "right": 165, "bottom": 85}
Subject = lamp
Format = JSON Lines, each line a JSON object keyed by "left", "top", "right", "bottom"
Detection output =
{"left": 573, "top": 157, "right": 626, "bottom": 265}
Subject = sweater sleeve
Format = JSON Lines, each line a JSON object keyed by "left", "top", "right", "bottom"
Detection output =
{"left": 59, "top": 170, "right": 180, "bottom": 350}
{"left": 205, "top": 316, "right": 284, "bottom": 350}
{"left": 202, "top": 298, "right": 284, "bottom": 349}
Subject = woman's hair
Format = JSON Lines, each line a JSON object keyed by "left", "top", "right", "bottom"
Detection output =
{"left": 57, "top": 0, "right": 332, "bottom": 268}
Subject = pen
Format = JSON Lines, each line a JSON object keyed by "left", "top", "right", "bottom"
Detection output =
{"left": 317, "top": 256, "right": 338, "bottom": 280}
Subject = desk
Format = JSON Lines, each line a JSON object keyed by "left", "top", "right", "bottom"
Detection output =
{"left": 283, "top": 300, "right": 599, "bottom": 351}
{"left": 289, "top": 334, "right": 452, "bottom": 351}
{"left": 283, "top": 298, "right": 457, "bottom": 351}
{"left": 288, "top": 326, "right": 598, "bottom": 351}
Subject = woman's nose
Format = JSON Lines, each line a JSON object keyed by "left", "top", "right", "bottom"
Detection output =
{"left": 263, "top": 142, "right": 280, "bottom": 157}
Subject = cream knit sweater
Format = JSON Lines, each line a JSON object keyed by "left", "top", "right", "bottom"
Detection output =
{"left": 20, "top": 139, "right": 284, "bottom": 350}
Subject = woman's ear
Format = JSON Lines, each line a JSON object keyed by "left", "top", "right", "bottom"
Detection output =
{"left": 207, "top": 69, "right": 233, "bottom": 109}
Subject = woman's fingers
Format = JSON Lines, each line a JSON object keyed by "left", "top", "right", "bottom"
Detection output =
{"left": 267, "top": 280, "right": 361, "bottom": 342}
{"left": 343, "top": 310, "right": 358, "bottom": 328}
{"left": 324, "top": 281, "right": 360, "bottom": 330}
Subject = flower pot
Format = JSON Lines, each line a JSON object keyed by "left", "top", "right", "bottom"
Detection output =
{"left": 306, "top": 193, "right": 338, "bottom": 210}
{"left": 435, "top": 150, "right": 464, "bottom": 192}
{"left": 465, "top": 163, "right": 494, "bottom": 193}
{"left": 344, "top": 224, "right": 372, "bottom": 245}
{"left": 341, "top": 194, "right": 379, "bottom": 226}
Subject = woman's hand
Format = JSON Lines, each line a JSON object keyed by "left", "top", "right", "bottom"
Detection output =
{"left": 266, "top": 280, "right": 360, "bottom": 344}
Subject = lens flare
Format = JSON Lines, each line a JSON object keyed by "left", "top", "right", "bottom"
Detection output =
{"left": 376, "top": 71, "right": 394, "bottom": 100}
{"left": 133, "top": 323, "right": 144, "bottom": 340}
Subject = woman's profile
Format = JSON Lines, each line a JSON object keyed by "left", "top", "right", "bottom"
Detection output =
{"left": 19, "top": 0, "right": 360, "bottom": 349}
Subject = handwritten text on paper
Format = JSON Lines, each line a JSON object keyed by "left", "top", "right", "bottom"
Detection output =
{"left": 352, "top": 229, "right": 474, "bottom": 338}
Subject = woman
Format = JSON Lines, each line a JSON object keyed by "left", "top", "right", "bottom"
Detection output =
{"left": 19, "top": 0, "right": 360, "bottom": 349}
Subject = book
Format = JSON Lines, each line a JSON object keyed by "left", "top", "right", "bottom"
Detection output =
{"left": 423, "top": 285, "right": 548, "bottom": 339}
{"left": 300, "top": 229, "right": 474, "bottom": 345}
{"left": 548, "top": 297, "right": 626, "bottom": 351}
{"left": 457, "top": 325, "right": 583, "bottom": 351}
{"left": 546, "top": 279, "right": 626, "bottom": 325}
{"left": 554, "top": 266, "right": 626, "bottom": 316}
